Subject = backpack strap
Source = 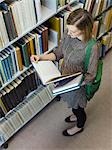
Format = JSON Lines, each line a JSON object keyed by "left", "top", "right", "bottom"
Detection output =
{"left": 84, "top": 38, "right": 97, "bottom": 72}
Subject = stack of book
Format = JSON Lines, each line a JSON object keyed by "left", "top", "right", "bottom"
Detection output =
{"left": 0, "top": 68, "right": 38, "bottom": 116}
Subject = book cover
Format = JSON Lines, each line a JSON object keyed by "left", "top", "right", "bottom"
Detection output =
{"left": 52, "top": 74, "right": 83, "bottom": 96}
{"left": 0, "top": 90, "right": 13, "bottom": 112}
{"left": 3, "top": 86, "right": 16, "bottom": 108}
{"left": 0, "top": 106, "right": 5, "bottom": 118}
{"left": 29, "top": 32, "right": 39, "bottom": 54}
{"left": 9, "top": 0, "right": 23, "bottom": 35}
{"left": 0, "top": 74, "right": 3, "bottom": 87}
{"left": 7, "top": 84, "right": 19, "bottom": 107}
{"left": 35, "top": 27, "right": 45, "bottom": 53}
{"left": 28, "top": 69, "right": 38, "bottom": 91}
{"left": 33, "top": 0, "right": 42, "bottom": 21}
{"left": 32, "top": 60, "right": 82, "bottom": 85}
{"left": 49, "top": 16, "right": 61, "bottom": 43}
{"left": 0, "top": 1, "right": 17, "bottom": 40}
{"left": 18, "top": 75, "right": 27, "bottom": 98}
{"left": 21, "top": 72, "right": 30, "bottom": 95}
{"left": 0, "top": 9, "right": 9, "bottom": 46}
{"left": 26, "top": 34, "right": 36, "bottom": 55}
{"left": 0, "top": 55, "right": 7, "bottom": 83}
{"left": 95, "top": 0, "right": 104, "bottom": 17}
{"left": 104, "top": 8, "right": 112, "bottom": 31}
{"left": 16, "top": 39, "right": 30, "bottom": 67}
{"left": 10, "top": 81, "right": 22, "bottom": 105}
{"left": 34, "top": 28, "right": 43, "bottom": 54}
{"left": 0, "top": 53, "right": 11, "bottom": 81}
{"left": 4, "top": 49, "right": 14, "bottom": 76}
{"left": 9, "top": 45, "right": 19, "bottom": 73}
{"left": 14, "top": 45, "right": 23, "bottom": 71}
{"left": 92, "top": 20, "right": 100, "bottom": 38}
{"left": 40, "top": 25, "right": 48, "bottom": 52}
{"left": 0, "top": 93, "right": 7, "bottom": 114}
{"left": 1, "top": 50, "right": 12, "bottom": 79}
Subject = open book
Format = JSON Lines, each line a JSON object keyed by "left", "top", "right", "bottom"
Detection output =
{"left": 32, "top": 61, "right": 82, "bottom": 85}
{"left": 52, "top": 74, "right": 83, "bottom": 96}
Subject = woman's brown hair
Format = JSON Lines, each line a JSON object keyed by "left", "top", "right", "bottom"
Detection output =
{"left": 67, "top": 8, "right": 94, "bottom": 41}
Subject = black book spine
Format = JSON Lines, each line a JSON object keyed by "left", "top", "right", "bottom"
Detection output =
{"left": 2, "top": 4, "right": 17, "bottom": 41}
{"left": 0, "top": 106, "right": 5, "bottom": 118}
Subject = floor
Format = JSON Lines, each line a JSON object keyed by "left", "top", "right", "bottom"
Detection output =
{"left": 1, "top": 50, "right": 112, "bottom": 150}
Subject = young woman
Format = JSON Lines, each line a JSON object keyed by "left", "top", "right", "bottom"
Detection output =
{"left": 30, "top": 8, "right": 100, "bottom": 136}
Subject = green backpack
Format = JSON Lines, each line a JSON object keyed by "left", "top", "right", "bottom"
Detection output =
{"left": 84, "top": 38, "right": 103, "bottom": 101}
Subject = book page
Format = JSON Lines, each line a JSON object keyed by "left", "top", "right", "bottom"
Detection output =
{"left": 32, "top": 61, "right": 61, "bottom": 85}
{"left": 47, "top": 71, "right": 81, "bottom": 84}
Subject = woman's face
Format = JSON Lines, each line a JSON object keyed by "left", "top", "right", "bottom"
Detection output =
{"left": 67, "top": 25, "right": 84, "bottom": 39}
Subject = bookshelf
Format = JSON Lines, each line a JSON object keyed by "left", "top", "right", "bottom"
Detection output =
{"left": 0, "top": 0, "right": 84, "bottom": 148}
{"left": 84, "top": 0, "right": 112, "bottom": 57}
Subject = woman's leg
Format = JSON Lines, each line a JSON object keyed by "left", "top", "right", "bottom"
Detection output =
{"left": 72, "top": 106, "right": 87, "bottom": 128}
{"left": 63, "top": 106, "right": 86, "bottom": 136}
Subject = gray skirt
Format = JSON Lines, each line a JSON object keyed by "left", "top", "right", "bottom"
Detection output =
{"left": 60, "top": 86, "right": 87, "bottom": 109}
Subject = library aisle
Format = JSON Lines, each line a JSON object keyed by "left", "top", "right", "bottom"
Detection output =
{"left": 3, "top": 50, "right": 112, "bottom": 150}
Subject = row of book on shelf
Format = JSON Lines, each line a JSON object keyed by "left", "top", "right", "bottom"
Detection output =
{"left": 0, "top": 84, "right": 54, "bottom": 143}
{"left": 85, "top": 0, "right": 112, "bottom": 17}
{"left": 0, "top": 67, "right": 39, "bottom": 118}
{"left": 92, "top": 7, "right": 112, "bottom": 38}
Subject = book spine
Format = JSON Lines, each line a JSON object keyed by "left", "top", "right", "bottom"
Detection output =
{"left": 0, "top": 55, "right": 9, "bottom": 81}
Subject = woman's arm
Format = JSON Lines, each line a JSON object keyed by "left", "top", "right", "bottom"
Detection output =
{"left": 83, "top": 42, "right": 101, "bottom": 84}
{"left": 39, "top": 53, "right": 56, "bottom": 61}
{"left": 31, "top": 30, "right": 68, "bottom": 63}
{"left": 30, "top": 52, "right": 56, "bottom": 62}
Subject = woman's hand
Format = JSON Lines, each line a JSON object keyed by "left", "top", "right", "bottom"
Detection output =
{"left": 30, "top": 55, "right": 40, "bottom": 63}
{"left": 30, "top": 53, "right": 56, "bottom": 62}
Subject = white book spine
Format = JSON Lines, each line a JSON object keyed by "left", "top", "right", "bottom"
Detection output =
{"left": 0, "top": 11, "right": 9, "bottom": 46}
{"left": 34, "top": 0, "right": 42, "bottom": 21}
{"left": 29, "top": 0, "right": 37, "bottom": 26}
{"left": 16, "top": 1, "right": 25, "bottom": 34}
{"left": 10, "top": 2, "right": 21, "bottom": 35}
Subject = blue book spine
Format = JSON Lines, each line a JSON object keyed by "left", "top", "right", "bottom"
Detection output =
{"left": 2, "top": 53, "right": 12, "bottom": 80}
{"left": 9, "top": 46, "right": 18, "bottom": 73}
{"left": 0, "top": 57, "right": 7, "bottom": 83}
{"left": 7, "top": 54, "right": 14, "bottom": 77}
{"left": 0, "top": 57, "right": 9, "bottom": 81}
{"left": 5, "top": 49, "right": 14, "bottom": 76}
{"left": 38, "top": 35, "right": 43, "bottom": 54}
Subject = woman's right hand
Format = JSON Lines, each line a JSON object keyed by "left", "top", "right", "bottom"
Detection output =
{"left": 30, "top": 55, "right": 40, "bottom": 63}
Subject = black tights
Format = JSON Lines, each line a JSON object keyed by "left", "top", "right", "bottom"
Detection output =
{"left": 72, "top": 106, "right": 87, "bottom": 128}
